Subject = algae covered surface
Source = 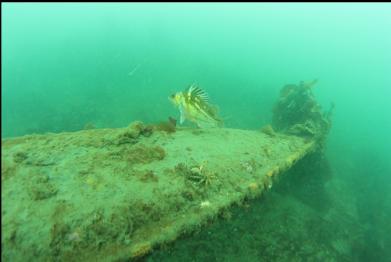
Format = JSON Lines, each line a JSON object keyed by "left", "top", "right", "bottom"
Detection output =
{"left": 1, "top": 122, "right": 315, "bottom": 261}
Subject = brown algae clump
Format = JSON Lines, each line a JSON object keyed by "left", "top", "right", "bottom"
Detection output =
{"left": 138, "top": 169, "right": 159, "bottom": 182}
{"left": 117, "top": 121, "right": 153, "bottom": 145}
{"left": 153, "top": 117, "right": 177, "bottom": 134}
{"left": 126, "top": 145, "right": 166, "bottom": 165}
{"left": 2, "top": 158, "right": 18, "bottom": 181}
{"left": 13, "top": 151, "right": 28, "bottom": 163}
{"left": 260, "top": 124, "right": 276, "bottom": 137}
{"left": 29, "top": 173, "right": 58, "bottom": 200}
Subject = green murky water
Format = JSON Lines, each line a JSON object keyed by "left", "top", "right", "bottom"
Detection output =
{"left": 2, "top": 3, "right": 391, "bottom": 261}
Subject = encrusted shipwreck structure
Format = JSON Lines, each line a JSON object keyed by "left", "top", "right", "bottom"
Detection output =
{"left": 2, "top": 81, "right": 332, "bottom": 261}
{"left": 272, "top": 80, "right": 333, "bottom": 142}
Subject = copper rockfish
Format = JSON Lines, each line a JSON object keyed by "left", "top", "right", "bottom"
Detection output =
{"left": 170, "top": 84, "right": 223, "bottom": 128}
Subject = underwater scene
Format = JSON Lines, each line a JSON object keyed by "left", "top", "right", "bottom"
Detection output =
{"left": 2, "top": 3, "right": 391, "bottom": 262}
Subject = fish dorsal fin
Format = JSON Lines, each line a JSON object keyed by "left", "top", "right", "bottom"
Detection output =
{"left": 187, "top": 83, "right": 209, "bottom": 103}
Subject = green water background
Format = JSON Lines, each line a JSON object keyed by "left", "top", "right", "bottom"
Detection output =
{"left": 2, "top": 3, "right": 391, "bottom": 260}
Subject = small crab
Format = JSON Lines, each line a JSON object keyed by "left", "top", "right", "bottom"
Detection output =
{"left": 187, "top": 161, "right": 216, "bottom": 186}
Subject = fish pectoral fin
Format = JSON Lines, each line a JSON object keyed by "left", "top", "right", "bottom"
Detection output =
{"left": 179, "top": 105, "right": 186, "bottom": 124}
